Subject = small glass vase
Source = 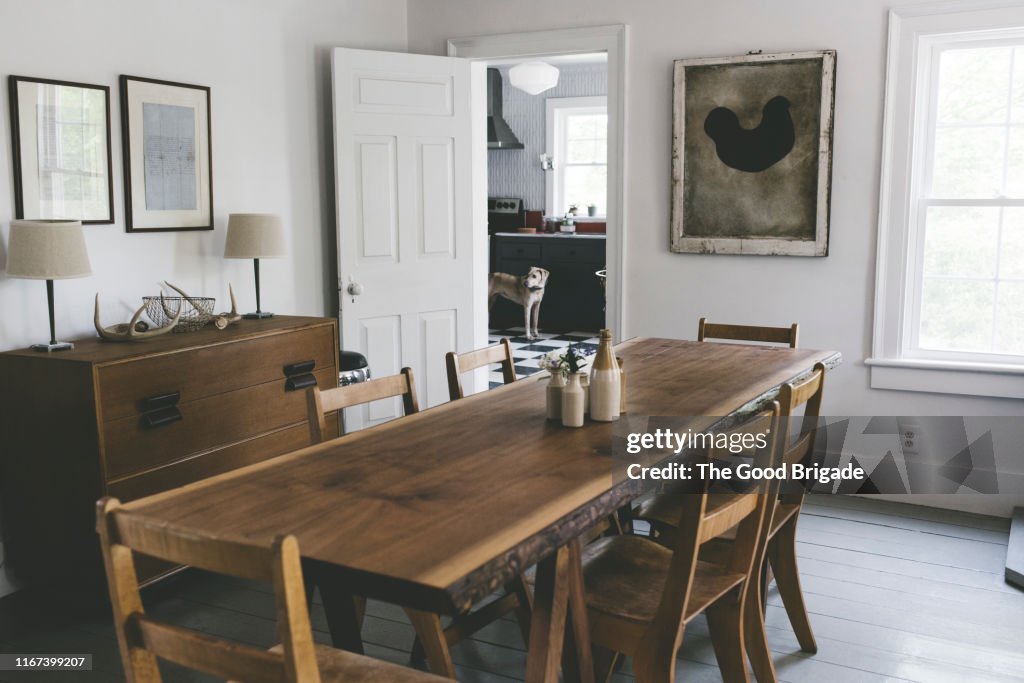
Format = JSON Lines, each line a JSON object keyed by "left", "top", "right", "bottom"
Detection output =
{"left": 561, "top": 372, "right": 585, "bottom": 428}
{"left": 546, "top": 369, "right": 566, "bottom": 420}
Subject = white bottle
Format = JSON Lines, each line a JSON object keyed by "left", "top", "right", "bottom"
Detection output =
{"left": 589, "top": 329, "right": 621, "bottom": 422}
{"left": 561, "top": 372, "right": 585, "bottom": 428}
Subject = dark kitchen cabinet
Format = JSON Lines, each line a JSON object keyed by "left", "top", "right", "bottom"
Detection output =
{"left": 490, "top": 234, "right": 606, "bottom": 333}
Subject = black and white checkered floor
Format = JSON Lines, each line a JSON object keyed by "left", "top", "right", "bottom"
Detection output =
{"left": 487, "top": 327, "right": 601, "bottom": 389}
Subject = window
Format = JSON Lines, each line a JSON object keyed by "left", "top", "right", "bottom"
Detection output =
{"left": 546, "top": 96, "right": 607, "bottom": 216}
{"left": 872, "top": 3, "right": 1024, "bottom": 398}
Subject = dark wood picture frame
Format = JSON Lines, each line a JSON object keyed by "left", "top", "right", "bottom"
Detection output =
{"left": 120, "top": 75, "right": 213, "bottom": 232}
{"left": 8, "top": 75, "right": 115, "bottom": 225}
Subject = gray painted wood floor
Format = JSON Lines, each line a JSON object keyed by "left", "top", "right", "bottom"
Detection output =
{"left": 1, "top": 495, "right": 1021, "bottom": 682}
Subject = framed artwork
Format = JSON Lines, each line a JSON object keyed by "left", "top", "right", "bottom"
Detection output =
{"left": 670, "top": 50, "right": 836, "bottom": 256}
{"left": 8, "top": 76, "right": 114, "bottom": 224}
{"left": 120, "top": 75, "right": 212, "bottom": 232}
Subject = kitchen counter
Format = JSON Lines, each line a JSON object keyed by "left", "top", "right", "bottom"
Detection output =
{"left": 494, "top": 231, "right": 606, "bottom": 239}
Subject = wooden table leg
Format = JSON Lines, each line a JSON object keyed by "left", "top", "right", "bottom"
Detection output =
{"left": 304, "top": 562, "right": 364, "bottom": 654}
{"left": 525, "top": 545, "right": 570, "bottom": 683}
{"left": 405, "top": 608, "right": 457, "bottom": 679}
{"left": 562, "top": 538, "right": 595, "bottom": 683}
{"left": 525, "top": 540, "right": 594, "bottom": 683}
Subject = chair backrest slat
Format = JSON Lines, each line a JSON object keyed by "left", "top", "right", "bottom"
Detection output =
{"left": 697, "top": 317, "right": 799, "bottom": 348}
{"left": 107, "top": 512, "right": 274, "bottom": 582}
{"left": 446, "top": 339, "right": 516, "bottom": 400}
{"left": 133, "top": 616, "right": 286, "bottom": 683}
{"left": 307, "top": 367, "right": 419, "bottom": 442}
{"left": 97, "top": 498, "right": 321, "bottom": 683}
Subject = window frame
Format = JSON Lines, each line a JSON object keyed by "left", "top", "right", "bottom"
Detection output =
{"left": 545, "top": 95, "right": 608, "bottom": 217}
{"left": 870, "top": 1, "right": 1024, "bottom": 399}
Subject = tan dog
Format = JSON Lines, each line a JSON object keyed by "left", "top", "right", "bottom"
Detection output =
{"left": 488, "top": 266, "right": 550, "bottom": 340}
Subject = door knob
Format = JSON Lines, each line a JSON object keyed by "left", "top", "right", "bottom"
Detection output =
{"left": 346, "top": 277, "right": 363, "bottom": 303}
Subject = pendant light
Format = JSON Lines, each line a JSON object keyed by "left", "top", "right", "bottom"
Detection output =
{"left": 508, "top": 61, "right": 560, "bottom": 95}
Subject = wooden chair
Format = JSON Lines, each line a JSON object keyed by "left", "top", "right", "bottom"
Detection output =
{"left": 582, "top": 405, "right": 784, "bottom": 682}
{"left": 96, "top": 497, "right": 444, "bottom": 683}
{"left": 636, "top": 362, "right": 827, "bottom": 670}
{"left": 445, "top": 339, "right": 516, "bottom": 400}
{"left": 307, "top": 367, "right": 418, "bottom": 442}
{"left": 697, "top": 317, "right": 799, "bottom": 348}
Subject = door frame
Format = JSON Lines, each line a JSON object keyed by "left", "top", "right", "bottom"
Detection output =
{"left": 448, "top": 24, "right": 629, "bottom": 341}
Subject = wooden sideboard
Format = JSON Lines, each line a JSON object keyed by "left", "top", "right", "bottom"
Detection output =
{"left": 0, "top": 316, "right": 340, "bottom": 585}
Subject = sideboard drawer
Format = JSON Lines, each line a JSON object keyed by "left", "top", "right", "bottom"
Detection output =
{"left": 96, "top": 325, "right": 336, "bottom": 423}
{"left": 102, "top": 367, "right": 337, "bottom": 479}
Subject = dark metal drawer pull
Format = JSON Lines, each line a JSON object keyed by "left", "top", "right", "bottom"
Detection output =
{"left": 285, "top": 374, "right": 318, "bottom": 392}
{"left": 140, "top": 391, "right": 180, "bottom": 413}
{"left": 284, "top": 360, "right": 317, "bottom": 392}
{"left": 139, "top": 391, "right": 182, "bottom": 429}
{"left": 283, "top": 360, "right": 315, "bottom": 376}
{"left": 142, "top": 406, "right": 183, "bottom": 429}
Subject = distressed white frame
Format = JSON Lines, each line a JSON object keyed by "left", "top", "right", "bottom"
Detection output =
{"left": 869, "top": 1, "right": 1024, "bottom": 399}
{"left": 545, "top": 96, "right": 608, "bottom": 217}
{"left": 448, "top": 24, "right": 629, "bottom": 341}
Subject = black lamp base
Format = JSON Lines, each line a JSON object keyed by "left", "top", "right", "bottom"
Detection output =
{"left": 31, "top": 341, "right": 75, "bottom": 352}
{"left": 243, "top": 311, "right": 275, "bottom": 319}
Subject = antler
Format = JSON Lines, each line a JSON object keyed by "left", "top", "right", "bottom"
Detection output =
{"left": 213, "top": 283, "right": 241, "bottom": 330}
{"left": 94, "top": 292, "right": 183, "bottom": 342}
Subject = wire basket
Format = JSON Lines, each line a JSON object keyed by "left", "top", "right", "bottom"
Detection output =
{"left": 143, "top": 295, "right": 216, "bottom": 333}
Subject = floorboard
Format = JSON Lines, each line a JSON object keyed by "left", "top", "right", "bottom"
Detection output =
{"left": 1, "top": 496, "right": 1021, "bottom": 683}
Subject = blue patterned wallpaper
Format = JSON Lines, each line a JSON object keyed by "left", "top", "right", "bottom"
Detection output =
{"left": 488, "top": 62, "right": 608, "bottom": 213}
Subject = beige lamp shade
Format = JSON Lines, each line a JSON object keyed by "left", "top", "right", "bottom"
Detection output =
{"left": 6, "top": 220, "right": 91, "bottom": 279}
{"left": 224, "top": 213, "right": 287, "bottom": 259}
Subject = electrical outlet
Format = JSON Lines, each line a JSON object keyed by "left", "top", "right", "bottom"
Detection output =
{"left": 898, "top": 420, "right": 921, "bottom": 454}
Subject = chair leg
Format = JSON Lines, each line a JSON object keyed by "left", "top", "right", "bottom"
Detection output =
{"left": 743, "top": 572, "right": 778, "bottom": 683}
{"left": 632, "top": 635, "right": 678, "bottom": 683}
{"left": 706, "top": 600, "right": 750, "bottom": 683}
{"left": 768, "top": 517, "right": 817, "bottom": 654}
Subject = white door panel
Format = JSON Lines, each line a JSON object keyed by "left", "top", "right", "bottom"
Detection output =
{"left": 334, "top": 48, "right": 485, "bottom": 430}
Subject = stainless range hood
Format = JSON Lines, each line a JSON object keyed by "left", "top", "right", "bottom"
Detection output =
{"left": 487, "top": 68, "right": 524, "bottom": 150}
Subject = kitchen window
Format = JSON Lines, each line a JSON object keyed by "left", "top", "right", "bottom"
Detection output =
{"left": 870, "top": 3, "right": 1024, "bottom": 399}
{"left": 545, "top": 96, "right": 607, "bottom": 216}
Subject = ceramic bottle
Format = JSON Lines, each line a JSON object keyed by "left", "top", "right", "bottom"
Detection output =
{"left": 561, "top": 373, "right": 585, "bottom": 428}
{"left": 617, "top": 357, "right": 626, "bottom": 414}
{"left": 546, "top": 370, "right": 565, "bottom": 420}
{"left": 589, "top": 329, "right": 621, "bottom": 422}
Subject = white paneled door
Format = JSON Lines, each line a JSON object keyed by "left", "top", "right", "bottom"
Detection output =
{"left": 333, "top": 48, "right": 485, "bottom": 430}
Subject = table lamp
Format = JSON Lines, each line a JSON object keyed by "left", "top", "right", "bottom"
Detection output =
{"left": 6, "top": 220, "right": 91, "bottom": 351}
{"left": 223, "top": 213, "right": 286, "bottom": 319}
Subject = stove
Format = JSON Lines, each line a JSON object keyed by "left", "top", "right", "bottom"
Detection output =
{"left": 488, "top": 197, "right": 524, "bottom": 234}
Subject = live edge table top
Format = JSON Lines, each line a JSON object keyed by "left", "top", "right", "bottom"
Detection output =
{"left": 121, "top": 338, "right": 841, "bottom": 614}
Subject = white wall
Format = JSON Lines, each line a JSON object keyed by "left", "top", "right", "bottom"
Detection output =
{"left": 407, "top": 0, "right": 1024, "bottom": 515}
{"left": 0, "top": 0, "right": 407, "bottom": 597}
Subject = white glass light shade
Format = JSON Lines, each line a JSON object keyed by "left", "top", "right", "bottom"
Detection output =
{"left": 509, "top": 62, "right": 560, "bottom": 95}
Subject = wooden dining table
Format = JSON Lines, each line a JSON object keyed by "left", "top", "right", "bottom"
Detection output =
{"left": 120, "top": 337, "right": 841, "bottom": 682}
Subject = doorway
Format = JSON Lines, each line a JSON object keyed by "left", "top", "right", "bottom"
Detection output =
{"left": 450, "top": 25, "right": 626, "bottom": 389}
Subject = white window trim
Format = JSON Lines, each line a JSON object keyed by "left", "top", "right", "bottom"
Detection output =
{"left": 545, "top": 95, "right": 608, "bottom": 217}
{"left": 870, "top": 0, "right": 1024, "bottom": 399}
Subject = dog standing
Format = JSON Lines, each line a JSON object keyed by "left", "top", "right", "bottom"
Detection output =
{"left": 488, "top": 267, "right": 550, "bottom": 340}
